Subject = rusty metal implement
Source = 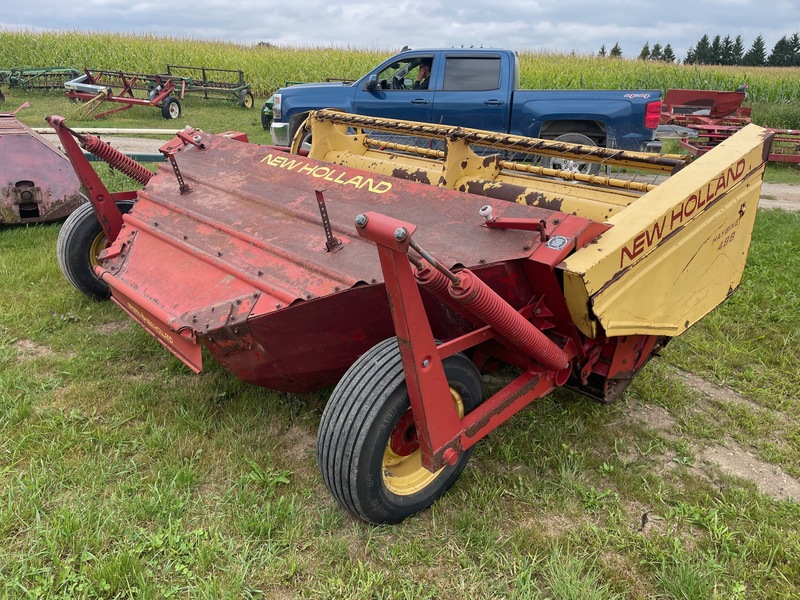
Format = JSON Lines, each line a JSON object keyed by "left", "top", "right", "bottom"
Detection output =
{"left": 50, "top": 110, "right": 773, "bottom": 524}
{"left": 1, "top": 103, "right": 84, "bottom": 224}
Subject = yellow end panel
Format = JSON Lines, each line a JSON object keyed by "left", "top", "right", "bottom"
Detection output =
{"left": 561, "top": 124, "right": 771, "bottom": 337}
{"left": 590, "top": 183, "right": 760, "bottom": 336}
{"left": 563, "top": 270, "right": 596, "bottom": 338}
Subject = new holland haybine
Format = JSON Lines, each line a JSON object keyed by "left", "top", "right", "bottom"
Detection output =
{"left": 49, "top": 110, "right": 773, "bottom": 523}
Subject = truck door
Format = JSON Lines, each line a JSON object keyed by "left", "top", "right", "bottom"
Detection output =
{"left": 431, "top": 54, "right": 512, "bottom": 132}
{"left": 353, "top": 55, "right": 435, "bottom": 123}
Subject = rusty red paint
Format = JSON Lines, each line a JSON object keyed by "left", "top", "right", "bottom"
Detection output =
{"left": 1, "top": 111, "right": 84, "bottom": 223}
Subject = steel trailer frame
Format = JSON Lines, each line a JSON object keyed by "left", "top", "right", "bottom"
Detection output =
{"left": 164, "top": 65, "right": 254, "bottom": 108}
{"left": 64, "top": 69, "right": 184, "bottom": 120}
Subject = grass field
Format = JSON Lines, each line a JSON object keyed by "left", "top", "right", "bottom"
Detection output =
{"left": 1, "top": 196, "right": 799, "bottom": 598}
{"left": 1, "top": 33, "right": 800, "bottom": 598}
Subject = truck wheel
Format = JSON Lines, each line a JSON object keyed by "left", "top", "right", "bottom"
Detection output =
{"left": 541, "top": 133, "right": 601, "bottom": 176}
{"left": 161, "top": 97, "right": 181, "bottom": 119}
{"left": 238, "top": 90, "right": 254, "bottom": 109}
{"left": 289, "top": 118, "right": 313, "bottom": 154}
{"left": 317, "top": 337, "right": 484, "bottom": 524}
{"left": 57, "top": 198, "right": 134, "bottom": 300}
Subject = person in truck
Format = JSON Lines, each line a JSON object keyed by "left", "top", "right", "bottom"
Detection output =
{"left": 413, "top": 58, "right": 432, "bottom": 90}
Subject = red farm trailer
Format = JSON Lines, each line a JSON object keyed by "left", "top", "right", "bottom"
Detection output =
{"left": 65, "top": 69, "right": 184, "bottom": 120}
{"left": 661, "top": 87, "right": 799, "bottom": 163}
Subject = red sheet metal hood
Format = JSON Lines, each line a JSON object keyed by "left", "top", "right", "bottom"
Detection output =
{"left": 98, "top": 132, "right": 586, "bottom": 391}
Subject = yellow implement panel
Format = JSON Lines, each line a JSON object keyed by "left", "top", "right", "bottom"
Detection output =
{"left": 300, "top": 110, "right": 690, "bottom": 223}
{"left": 561, "top": 124, "right": 771, "bottom": 338}
{"left": 298, "top": 111, "right": 771, "bottom": 341}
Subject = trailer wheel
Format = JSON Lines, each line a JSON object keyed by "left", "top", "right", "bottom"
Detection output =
{"left": 317, "top": 337, "right": 483, "bottom": 524}
{"left": 238, "top": 90, "right": 254, "bottom": 109}
{"left": 161, "top": 97, "right": 181, "bottom": 119}
{"left": 57, "top": 198, "right": 134, "bottom": 300}
{"left": 541, "top": 133, "right": 601, "bottom": 176}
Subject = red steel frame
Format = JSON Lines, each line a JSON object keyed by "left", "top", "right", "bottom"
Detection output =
{"left": 661, "top": 88, "right": 799, "bottom": 164}
{"left": 356, "top": 211, "right": 577, "bottom": 472}
{"left": 46, "top": 115, "right": 133, "bottom": 241}
{"left": 65, "top": 69, "right": 182, "bottom": 119}
{"left": 680, "top": 125, "right": 800, "bottom": 164}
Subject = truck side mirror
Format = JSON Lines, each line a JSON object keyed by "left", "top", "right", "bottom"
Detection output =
{"left": 366, "top": 75, "right": 379, "bottom": 91}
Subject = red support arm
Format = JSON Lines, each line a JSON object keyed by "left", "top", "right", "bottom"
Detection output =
{"left": 357, "top": 211, "right": 573, "bottom": 472}
{"left": 45, "top": 115, "right": 125, "bottom": 243}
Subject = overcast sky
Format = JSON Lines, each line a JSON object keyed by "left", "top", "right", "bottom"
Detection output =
{"left": 3, "top": 0, "right": 799, "bottom": 61}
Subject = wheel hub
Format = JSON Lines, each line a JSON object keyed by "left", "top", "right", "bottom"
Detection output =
{"left": 382, "top": 388, "right": 465, "bottom": 496}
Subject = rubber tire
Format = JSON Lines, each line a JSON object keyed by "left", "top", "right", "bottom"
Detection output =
{"left": 317, "top": 337, "right": 484, "bottom": 524}
{"left": 298, "top": 128, "right": 313, "bottom": 153}
{"left": 289, "top": 116, "right": 312, "bottom": 154}
{"left": 57, "top": 199, "right": 134, "bottom": 300}
{"left": 238, "top": 90, "right": 254, "bottom": 109}
{"left": 541, "top": 132, "right": 601, "bottom": 176}
{"left": 161, "top": 96, "right": 181, "bottom": 119}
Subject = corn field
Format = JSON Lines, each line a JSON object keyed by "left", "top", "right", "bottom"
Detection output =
{"left": 1, "top": 29, "right": 800, "bottom": 102}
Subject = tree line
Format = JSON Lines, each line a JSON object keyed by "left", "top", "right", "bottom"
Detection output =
{"left": 598, "top": 33, "right": 800, "bottom": 66}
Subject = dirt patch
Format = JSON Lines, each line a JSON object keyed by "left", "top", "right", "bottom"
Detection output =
{"left": 626, "top": 372, "right": 800, "bottom": 502}
{"left": 12, "top": 339, "right": 54, "bottom": 360}
{"left": 95, "top": 321, "right": 130, "bottom": 334}
{"left": 701, "top": 442, "right": 800, "bottom": 501}
{"left": 627, "top": 403, "right": 677, "bottom": 439}
{"left": 760, "top": 183, "right": 800, "bottom": 212}
{"left": 284, "top": 424, "right": 316, "bottom": 458}
{"left": 674, "top": 370, "right": 759, "bottom": 411}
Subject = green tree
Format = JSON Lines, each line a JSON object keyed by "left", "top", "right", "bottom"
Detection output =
{"left": 767, "top": 35, "right": 794, "bottom": 66}
{"left": 598, "top": 44, "right": 607, "bottom": 57}
{"left": 710, "top": 35, "right": 723, "bottom": 63}
{"left": 790, "top": 33, "right": 800, "bottom": 65}
{"left": 742, "top": 35, "right": 767, "bottom": 66}
{"left": 721, "top": 35, "right": 735, "bottom": 65}
{"left": 662, "top": 44, "right": 676, "bottom": 62}
{"left": 732, "top": 35, "right": 745, "bottom": 65}
{"left": 638, "top": 42, "right": 650, "bottom": 60}
{"left": 690, "top": 35, "right": 712, "bottom": 65}
{"left": 610, "top": 42, "right": 623, "bottom": 58}
{"left": 650, "top": 43, "right": 663, "bottom": 60}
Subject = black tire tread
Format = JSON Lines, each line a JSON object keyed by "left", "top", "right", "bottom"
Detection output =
{"left": 317, "top": 338, "right": 482, "bottom": 524}
{"left": 56, "top": 199, "right": 133, "bottom": 300}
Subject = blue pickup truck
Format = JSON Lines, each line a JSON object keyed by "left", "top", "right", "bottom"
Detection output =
{"left": 264, "top": 48, "right": 663, "bottom": 157}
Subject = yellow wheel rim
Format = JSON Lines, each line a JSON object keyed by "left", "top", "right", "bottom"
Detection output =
{"left": 382, "top": 388, "right": 465, "bottom": 496}
{"left": 88, "top": 232, "right": 107, "bottom": 269}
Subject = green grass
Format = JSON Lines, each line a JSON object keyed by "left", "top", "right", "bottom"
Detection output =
{"left": 0, "top": 211, "right": 800, "bottom": 599}
{"left": 2, "top": 85, "right": 800, "bottom": 597}
{"left": 765, "top": 163, "right": 800, "bottom": 184}
{"left": 5, "top": 88, "right": 270, "bottom": 145}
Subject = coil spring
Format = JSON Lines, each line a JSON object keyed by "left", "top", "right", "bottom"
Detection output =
{"left": 82, "top": 134, "right": 153, "bottom": 186}
{"left": 448, "top": 269, "right": 568, "bottom": 371}
{"left": 415, "top": 263, "right": 482, "bottom": 326}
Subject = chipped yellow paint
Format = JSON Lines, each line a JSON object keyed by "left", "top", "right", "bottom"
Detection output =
{"left": 562, "top": 124, "right": 770, "bottom": 338}
{"left": 299, "top": 111, "right": 771, "bottom": 342}
{"left": 299, "top": 110, "right": 690, "bottom": 223}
